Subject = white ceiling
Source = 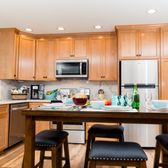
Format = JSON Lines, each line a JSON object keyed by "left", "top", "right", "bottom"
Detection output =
{"left": 0, "top": 0, "right": 168, "bottom": 34}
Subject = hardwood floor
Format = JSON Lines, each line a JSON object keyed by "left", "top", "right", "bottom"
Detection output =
{"left": 0, "top": 143, "right": 155, "bottom": 168}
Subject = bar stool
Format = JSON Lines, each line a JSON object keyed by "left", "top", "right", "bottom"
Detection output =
{"left": 84, "top": 124, "right": 124, "bottom": 168}
{"left": 153, "top": 134, "right": 168, "bottom": 168}
{"left": 23, "top": 129, "right": 70, "bottom": 168}
{"left": 88, "top": 141, "right": 147, "bottom": 168}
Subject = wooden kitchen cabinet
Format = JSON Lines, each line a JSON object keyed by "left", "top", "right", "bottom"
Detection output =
{"left": 161, "top": 26, "right": 168, "bottom": 58}
{"left": 160, "top": 59, "right": 168, "bottom": 99}
{"left": 88, "top": 34, "right": 117, "bottom": 81}
{"left": 0, "top": 28, "right": 19, "bottom": 79}
{"left": 117, "top": 26, "right": 160, "bottom": 59}
{"left": 57, "top": 36, "right": 88, "bottom": 58}
{"left": 0, "top": 104, "right": 9, "bottom": 151}
{"left": 18, "top": 35, "right": 36, "bottom": 80}
{"left": 29, "top": 102, "right": 50, "bottom": 134}
{"left": 36, "top": 39, "right": 56, "bottom": 80}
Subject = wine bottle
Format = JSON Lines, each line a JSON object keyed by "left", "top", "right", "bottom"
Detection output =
{"left": 131, "top": 84, "right": 140, "bottom": 110}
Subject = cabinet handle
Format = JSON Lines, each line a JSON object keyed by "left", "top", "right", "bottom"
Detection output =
{"left": 70, "top": 54, "right": 75, "bottom": 57}
{"left": 14, "top": 74, "right": 16, "bottom": 78}
{"left": 33, "top": 76, "right": 35, "bottom": 79}
{"left": 101, "top": 76, "right": 105, "bottom": 78}
{"left": 43, "top": 76, "right": 47, "bottom": 79}
{"left": 136, "top": 54, "right": 141, "bottom": 56}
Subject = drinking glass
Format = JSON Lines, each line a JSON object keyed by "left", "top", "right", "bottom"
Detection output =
{"left": 145, "top": 92, "right": 152, "bottom": 107}
{"left": 126, "top": 92, "right": 133, "bottom": 107}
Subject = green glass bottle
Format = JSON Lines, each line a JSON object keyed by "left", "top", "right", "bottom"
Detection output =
{"left": 131, "top": 84, "right": 140, "bottom": 110}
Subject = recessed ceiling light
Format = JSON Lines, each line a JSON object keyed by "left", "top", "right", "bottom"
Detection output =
{"left": 147, "top": 9, "right": 156, "bottom": 14}
{"left": 25, "top": 28, "right": 32, "bottom": 32}
{"left": 94, "top": 25, "right": 102, "bottom": 29}
{"left": 58, "top": 27, "right": 65, "bottom": 31}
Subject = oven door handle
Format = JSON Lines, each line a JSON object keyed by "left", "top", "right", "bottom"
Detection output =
{"left": 11, "top": 106, "right": 28, "bottom": 111}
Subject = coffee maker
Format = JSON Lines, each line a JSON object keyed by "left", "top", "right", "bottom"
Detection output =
{"left": 30, "top": 84, "right": 45, "bottom": 99}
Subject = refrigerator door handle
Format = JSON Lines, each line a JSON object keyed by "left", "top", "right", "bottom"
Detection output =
{"left": 122, "top": 83, "right": 156, "bottom": 89}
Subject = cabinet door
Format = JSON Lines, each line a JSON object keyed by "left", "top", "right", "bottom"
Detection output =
{"left": 36, "top": 39, "right": 56, "bottom": 80}
{"left": 117, "top": 30, "right": 138, "bottom": 58}
{"left": 0, "top": 105, "right": 9, "bottom": 151}
{"left": 57, "top": 38, "right": 73, "bottom": 58}
{"left": 0, "top": 29, "right": 19, "bottom": 79}
{"left": 74, "top": 37, "right": 88, "bottom": 58}
{"left": 139, "top": 28, "right": 160, "bottom": 58}
{"left": 18, "top": 35, "right": 36, "bottom": 80}
{"left": 89, "top": 36, "right": 105, "bottom": 80}
{"left": 160, "top": 59, "right": 168, "bottom": 99}
{"left": 29, "top": 102, "right": 50, "bottom": 134}
{"left": 104, "top": 35, "right": 117, "bottom": 81}
{"left": 161, "top": 26, "right": 168, "bottom": 58}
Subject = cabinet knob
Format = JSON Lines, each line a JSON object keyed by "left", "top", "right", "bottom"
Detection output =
{"left": 33, "top": 76, "right": 35, "bottom": 79}
{"left": 14, "top": 74, "right": 16, "bottom": 78}
{"left": 43, "top": 76, "right": 47, "bottom": 79}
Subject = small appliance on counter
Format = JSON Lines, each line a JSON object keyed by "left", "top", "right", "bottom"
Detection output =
{"left": 30, "top": 84, "right": 45, "bottom": 99}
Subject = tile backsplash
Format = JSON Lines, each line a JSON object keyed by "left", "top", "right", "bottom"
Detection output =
{"left": 0, "top": 79, "right": 118, "bottom": 100}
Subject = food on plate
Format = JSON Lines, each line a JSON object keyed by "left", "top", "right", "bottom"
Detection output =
{"left": 104, "top": 99, "right": 112, "bottom": 106}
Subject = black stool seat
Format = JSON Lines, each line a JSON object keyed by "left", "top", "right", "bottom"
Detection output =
{"left": 88, "top": 124, "right": 124, "bottom": 138}
{"left": 156, "top": 134, "right": 168, "bottom": 150}
{"left": 89, "top": 141, "right": 148, "bottom": 161}
{"left": 23, "top": 129, "right": 70, "bottom": 168}
{"left": 35, "top": 129, "right": 68, "bottom": 147}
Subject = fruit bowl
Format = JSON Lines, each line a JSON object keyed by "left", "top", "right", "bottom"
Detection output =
{"left": 72, "top": 93, "right": 88, "bottom": 106}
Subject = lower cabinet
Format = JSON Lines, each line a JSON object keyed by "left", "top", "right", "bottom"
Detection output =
{"left": 29, "top": 102, "right": 50, "bottom": 134}
{"left": 0, "top": 104, "right": 9, "bottom": 151}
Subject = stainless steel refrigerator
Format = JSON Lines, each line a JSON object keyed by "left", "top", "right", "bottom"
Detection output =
{"left": 120, "top": 60, "right": 161, "bottom": 147}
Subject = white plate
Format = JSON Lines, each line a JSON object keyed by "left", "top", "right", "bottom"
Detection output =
{"left": 42, "top": 103, "right": 64, "bottom": 107}
{"left": 103, "top": 105, "right": 132, "bottom": 111}
{"left": 146, "top": 104, "right": 168, "bottom": 112}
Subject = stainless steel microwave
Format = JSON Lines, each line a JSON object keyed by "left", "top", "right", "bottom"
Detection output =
{"left": 55, "top": 59, "right": 88, "bottom": 78}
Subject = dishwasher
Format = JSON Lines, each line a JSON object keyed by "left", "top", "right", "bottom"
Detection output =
{"left": 8, "top": 103, "right": 29, "bottom": 147}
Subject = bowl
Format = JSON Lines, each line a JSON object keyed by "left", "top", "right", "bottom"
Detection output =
{"left": 73, "top": 97, "right": 87, "bottom": 106}
{"left": 151, "top": 100, "right": 168, "bottom": 109}
{"left": 90, "top": 100, "right": 105, "bottom": 109}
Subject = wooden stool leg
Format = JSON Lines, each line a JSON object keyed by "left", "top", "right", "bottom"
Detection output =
{"left": 39, "top": 150, "right": 45, "bottom": 168}
{"left": 64, "top": 137, "right": 70, "bottom": 168}
{"left": 84, "top": 135, "right": 92, "bottom": 168}
{"left": 154, "top": 141, "right": 161, "bottom": 168}
{"left": 89, "top": 160, "right": 96, "bottom": 168}
{"left": 52, "top": 148, "right": 57, "bottom": 168}
{"left": 139, "top": 161, "right": 147, "bottom": 168}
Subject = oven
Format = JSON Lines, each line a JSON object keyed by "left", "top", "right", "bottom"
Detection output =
{"left": 8, "top": 103, "right": 28, "bottom": 147}
{"left": 52, "top": 121, "right": 85, "bottom": 144}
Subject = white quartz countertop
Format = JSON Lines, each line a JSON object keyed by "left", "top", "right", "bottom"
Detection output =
{"left": 0, "top": 99, "right": 51, "bottom": 105}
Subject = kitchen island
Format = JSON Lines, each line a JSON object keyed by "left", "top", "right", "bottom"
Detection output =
{"left": 22, "top": 107, "right": 168, "bottom": 168}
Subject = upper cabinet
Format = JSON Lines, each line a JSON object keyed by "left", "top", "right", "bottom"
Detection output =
{"left": 161, "top": 26, "right": 168, "bottom": 58}
{"left": 35, "top": 39, "right": 56, "bottom": 81}
{"left": 160, "top": 25, "right": 168, "bottom": 99}
{"left": 117, "top": 25, "right": 160, "bottom": 59}
{"left": 18, "top": 35, "right": 36, "bottom": 80}
{"left": 0, "top": 28, "right": 19, "bottom": 79}
{"left": 88, "top": 34, "right": 117, "bottom": 81}
{"left": 57, "top": 36, "right": 88, "bottom": 58}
